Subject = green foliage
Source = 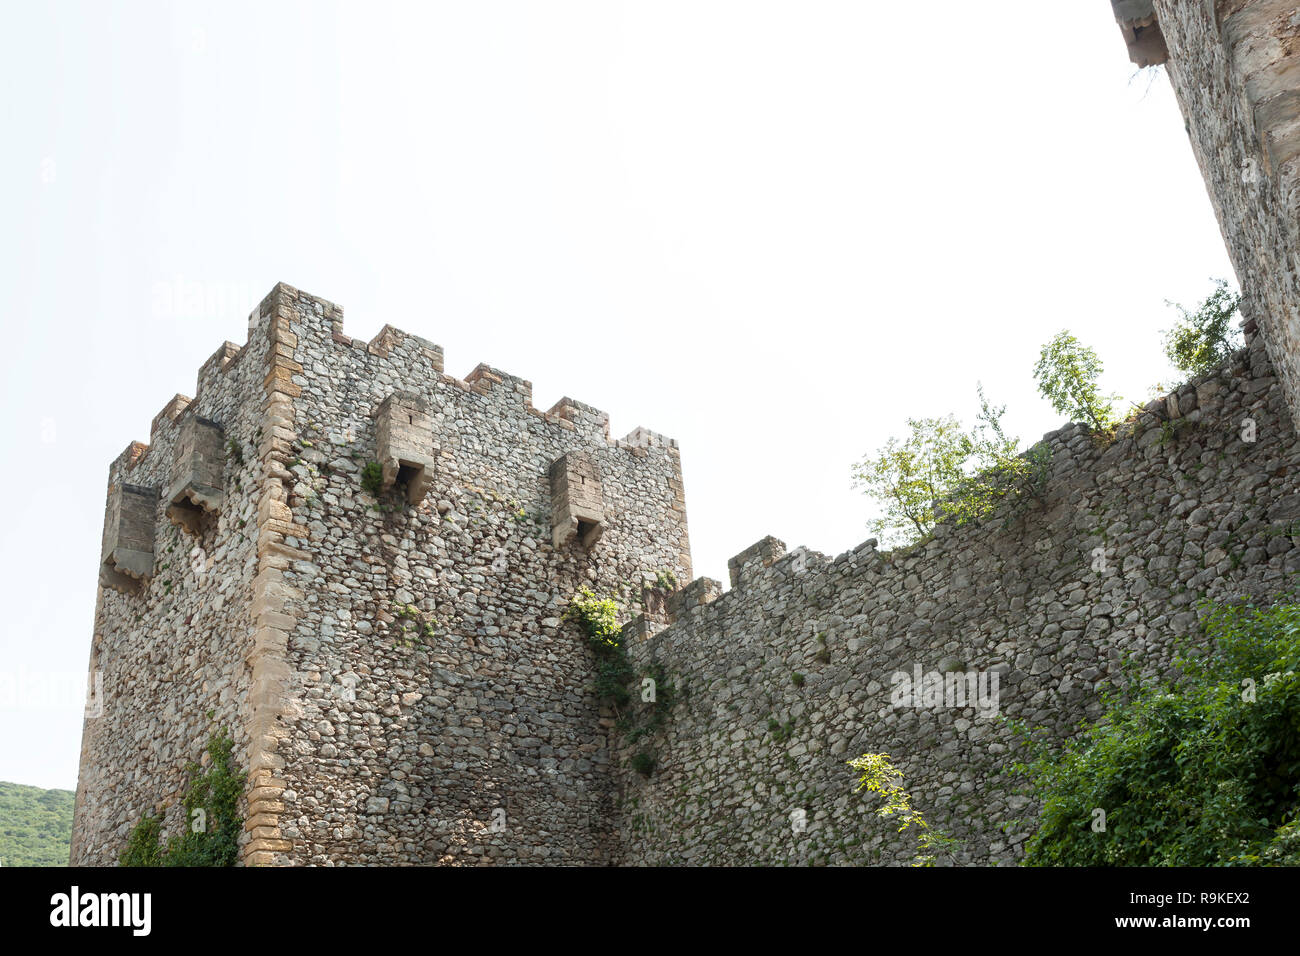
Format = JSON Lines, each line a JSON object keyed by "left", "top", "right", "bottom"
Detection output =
{"left": 768, "top": 717, "right": 796, "bottom": 743}
{"left": 625, "top": 661, "right": 677, "bottom": 743}
{"left": 791, "top": 671, "right": 805, "bottom": 687}
{"left": 1014, "top": 598, "right": 1300, "bottom": 866}
{"left": 849, "top": 752, "right": 958, "bottom": 866}
{"left": 119, "top": 812, "right": 163, "bottom": 867}
{"left": 630, "top": 751, "right": 657, "bottom": 777}
{"left": 853, "top": 414, "right": 972, "bottom": 545}
{"left": 654, "top": 569, "right": 678, "bottom": 591}
{"left": 0, "top": 781, "right": 75, "bottom": 866}
{"left": 853, "top": 385, "right": 1050, "bottom": 547}
{"left": 567, "top": 587, "right": 621, "bottom": 647}
{"left": 225, "top": 438, "right": 244, "bottom": 467}
{"left": 360, "top": 461, "right": 384, "bottom": 497}
{"left": 121, "top": 729, "right": 245, "bottom": 867}
{"left": 1033, "top": 330, "right": 1117, "bottom": 433}
{"left": 568, "top": 588, "right": 634, "bottom": 710}
{"left": 1163, "top": 279, "right": 1243, "bottom": 379}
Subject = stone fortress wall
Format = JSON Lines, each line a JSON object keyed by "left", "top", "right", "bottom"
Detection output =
{"left": 613, "top": 326, "right": 1300, "bottom": 864}
{"left": 71, "top": 0, "right": 1300, "bottom": 866}
{"left": 72, "top": 284, "right": 692, "bottom": 865}
{"left": 70, "top": 323, "right": 270, "bottom": 864}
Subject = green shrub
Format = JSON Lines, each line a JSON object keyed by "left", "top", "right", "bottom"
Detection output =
{"left": 360, "top": 461, "right": 384, "bottom": 497}
{"left": 1014, "top": 598, "right": 1300, "bottom": 866}
{"left": 121, "top": 729, "right": 245, "bottom": 867}
{"left": 630, "top": 751, "right": 657, "bottom": 777}
{"left": 1033, "top": 330, "right": 1117, "bottom": 433}
{"left": 567, "top": 588, "right": 634, "bottom": 710}
{"left": 118, "top": 812, "right": 163, "bottom": 867}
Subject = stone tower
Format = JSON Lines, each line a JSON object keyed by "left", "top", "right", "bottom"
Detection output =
{"left": 70, "top": 283, "right": 692, "bottom": 865}
{"left": 1109, "top": 0, "right": 1300, "bottom": 423}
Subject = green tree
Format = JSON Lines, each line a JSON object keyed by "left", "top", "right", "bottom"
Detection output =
{"left": 1163, "top": 278, "right": 1243, "bottom": 379}
{"left": 852, "top": 415, "right": 972, "bottom": 546}
{"left": 0, "top": 782, "right": 75, "bottom": 866}
{"left": 1013, "top": 597, "right": 1300, "bottom": 866}
{"left": 1033, "top": 330, "right": 1117, "bottom": 432}
{"left": 853, "top": 386, "right": 1049, "bottom": 547}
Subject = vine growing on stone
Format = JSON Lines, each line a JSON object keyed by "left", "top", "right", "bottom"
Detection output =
{"left": 567, "top": 589, "right": 679, "bottom": 776}
{"left": 120, "top": 728, "right": 245, "bottom": 867}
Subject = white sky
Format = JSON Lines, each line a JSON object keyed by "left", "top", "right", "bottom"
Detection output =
{"left": 0, "top": 1, "right": 1236, "bottom": 790}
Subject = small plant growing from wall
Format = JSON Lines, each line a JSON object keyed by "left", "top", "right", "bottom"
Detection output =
{"left": 360, "top": 461, "right": 384, "bottom": 497}
{"left": 848, "top": 752, "right": 957, "bottom": 867}
{"left": 387, "top": 602, "right": 437, "bottom": 649}
{"left": 567, "top": 589, "right": 680, "bottom": 775}
{"left": 567, "top": 588, "right": 634, "bottom": 710}
{"left": 815, "top": 632, "right": 831, "bottom": 664}
{"left": 630, "top": 750, "right": 657, "bottom": 777}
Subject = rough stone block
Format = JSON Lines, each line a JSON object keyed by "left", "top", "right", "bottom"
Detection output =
{"left": 550, "top": 451, "right": 605, "bottom": 548}
{"left": 727, "top": 536, "right": 786, "bottom": 588}
{"left": 100, "top": 483, "right": 158, "bottom": 594}
{"left": 375, "top": 391, "right": 436, "bottom": 504}
{"left": 166, "top": 413, "right": 226, "bottom": 533}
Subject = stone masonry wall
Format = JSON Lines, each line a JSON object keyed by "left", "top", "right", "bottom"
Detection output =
{"left": 1146, "top": 0, "right": 1300, "bottom": 425}
{"left": 613, "top": 328, "right": 1300, "bottom": 865}
{"left": 70, "top": 322, "right": 269, "bottom": 864}
{"left": 262, "top": 296, "right": 691, "bottom": 864}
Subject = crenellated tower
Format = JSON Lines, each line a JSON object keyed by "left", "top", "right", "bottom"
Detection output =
{"left": 71, "top": 283, "right": 692, "bottom": 865}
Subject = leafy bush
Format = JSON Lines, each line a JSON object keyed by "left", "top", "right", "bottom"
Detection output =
{"left": 567, "top": 588, "right": 634, "bottom": 710}
{"left": 119, "top": 812, "right": 163, "bottom": 867}
{"left": 1163, "top": 278, "right": 1243, "bottom": 379}
{"left": 1013, "top": 598, "right": 1300, "bottom": 866}
{"left": 360, "top": 461, "right": 384, "bottom": 497}
{"left": 630, "top": 751, "right": 657, "bottom": 777}
{"left": 853, "top": 385, "right": 1049, "bottom": 546}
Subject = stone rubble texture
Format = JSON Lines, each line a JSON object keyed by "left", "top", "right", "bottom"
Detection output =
{"left": 70, "top": 2, "right": 1300, "bottom": 865}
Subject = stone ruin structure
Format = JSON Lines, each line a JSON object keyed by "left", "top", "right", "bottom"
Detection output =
{"left": 70, "top": 1, "right": 1300, "bottom": 864}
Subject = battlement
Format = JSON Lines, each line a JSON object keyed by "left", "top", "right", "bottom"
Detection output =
{"left": 655, "top": 328, "right": 1276, "bottom": 627}
{"left": 105, "top": 283, "right": 682, "bottom": 495}
{"left": 231, "top": 282, "right": 675, "bottom": 453}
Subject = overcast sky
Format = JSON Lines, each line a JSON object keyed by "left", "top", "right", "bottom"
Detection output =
{"left": 0, "top": 1, "right": 1236, "bottom": 791}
